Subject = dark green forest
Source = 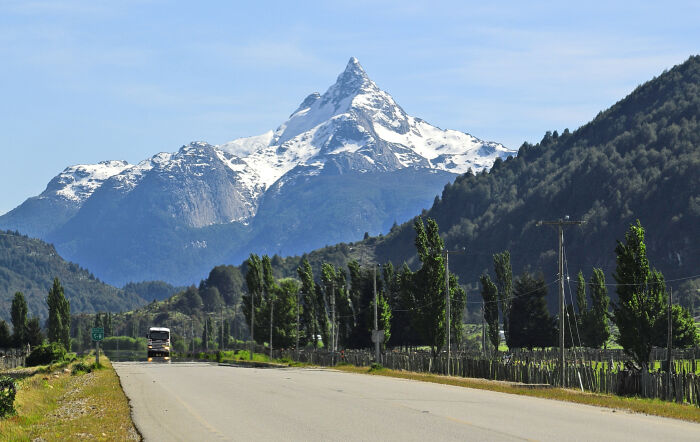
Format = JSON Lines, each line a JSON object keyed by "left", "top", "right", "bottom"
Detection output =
{"left": 271, "top": 55, "right": 700, "bottom": 315}
{"left": 0, "top": 231, "right": 147, "bottom": 323}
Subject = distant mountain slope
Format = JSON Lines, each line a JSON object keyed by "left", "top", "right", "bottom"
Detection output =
{"left": 1, "top": 58, "right": 512, "bottom": 285}
{"left": 0, "top": 230, "right": 146, "bottom": 323}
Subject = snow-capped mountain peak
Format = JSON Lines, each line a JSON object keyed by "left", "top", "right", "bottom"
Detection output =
{"left": 47, "top": 160, "right": 133, "bottom": 203}
{"left": 36, "top": 57, "right": 514, "bottom": 224}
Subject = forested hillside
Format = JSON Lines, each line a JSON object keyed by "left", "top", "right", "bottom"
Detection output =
{"left": 0, "top": 230, "right": 147, "bottom": 322}
{"left": 258, "top": 55, "right": 700, "bottom": 315}
{"left": 79, "top": 56, "right": 700, "bottom": 338}
{"left": 372, "top": 55, "right": 700, "bottom": 303}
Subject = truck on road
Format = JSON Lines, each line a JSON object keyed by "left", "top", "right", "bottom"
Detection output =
{"left": 147, "top": 327, "right": 171, "bottom": 361}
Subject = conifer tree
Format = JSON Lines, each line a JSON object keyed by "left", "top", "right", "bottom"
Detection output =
{"left": 0, "top": 321, "right": 11, "bottom": 348}
{"left": 508, "top": 272, "right": 556, "bottom": 350}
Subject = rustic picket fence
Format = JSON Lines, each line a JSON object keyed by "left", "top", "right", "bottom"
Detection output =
{"left": 268, "top": 347, "right": 700, "bottom": 406}
{"left": 0, "top": 349, "right": 26, "bottom": 370}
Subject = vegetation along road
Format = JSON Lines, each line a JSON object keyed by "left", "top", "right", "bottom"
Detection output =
{"left": 114, "top": 361, "right": 700, "bottom": 441}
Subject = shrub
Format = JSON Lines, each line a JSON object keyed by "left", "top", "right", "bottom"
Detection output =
{"left": 101, "top": 336, "right": 147, "bottom": 351}
{"left": 71, "top": 361, "right": 92, "bottom": 375}
{"left": 26, "top": 342, "right": 67, "bottom": 367}
{"left": 369, "top": 362, "right": 384, "bottom": 372}
{"left": 0, "top": 376, "right": 17, "bottom": 418}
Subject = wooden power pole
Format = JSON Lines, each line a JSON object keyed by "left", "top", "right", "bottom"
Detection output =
{"left": 537, "top": 217, "right": 584, "bottom": 387}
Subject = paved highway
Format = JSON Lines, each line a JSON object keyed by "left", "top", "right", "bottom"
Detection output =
{"left": 114, "top": 361, "right": 699, "bottom": 441}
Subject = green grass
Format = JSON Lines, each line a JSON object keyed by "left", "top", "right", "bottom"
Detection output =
{"left": 0, "top": 355, "right": 138, "bottom": 440}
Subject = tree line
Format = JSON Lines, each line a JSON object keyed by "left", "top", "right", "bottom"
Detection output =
{"left": 242, "top": 217, "right": 697, "bottom": 371}
{"left": 243, "top": 218, "right": 467, "bottom": 358}
{"left": 0, "top": 277, "right": 71, "bottom": 356}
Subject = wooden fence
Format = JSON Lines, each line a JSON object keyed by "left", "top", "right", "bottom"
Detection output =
{"left": 0, "top": 349, "right": 26, "bottom": 370}
{"left": 267, "top": 347, "right": 700, "bottom": 406}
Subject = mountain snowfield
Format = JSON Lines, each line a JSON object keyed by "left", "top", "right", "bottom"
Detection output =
{"left": 1, "top": 57, "right": 513, "bottom": 284}
{"left": 44, "top": 58, "right": 512, "bottom": 226}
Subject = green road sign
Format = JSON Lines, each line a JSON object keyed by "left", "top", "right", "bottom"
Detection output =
{"left": 91, "top": 327, "right": 104, "bottom": 341}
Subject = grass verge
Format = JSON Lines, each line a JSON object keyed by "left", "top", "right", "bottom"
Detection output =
{"left": 333, "top": 364, "right": 700, "bottom": 424}
{"left": 0, "top": 354, "right": 139, "bottom": 440}
{"left": 177, "top": 350, "right": 312, "bottom": 367}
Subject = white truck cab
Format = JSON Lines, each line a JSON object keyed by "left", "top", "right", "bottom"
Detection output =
{"left": 147, "top": 327, "right": 171, "bottom": 361}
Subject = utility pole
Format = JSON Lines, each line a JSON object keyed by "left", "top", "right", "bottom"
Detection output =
{"left": 443, "top": 248, "right": 464, "bottom": 376}
{"left": 667, "top": 288, "right": 673, "bottom": 376}
{"left": 269, "top": 290, "right": 274, "bottom": 359}
{"left": 373, "top": 264, "right": 380, "bottom": 364}
{"left": 481, "top": 300, "right": 486, "bottom": 357}
{"left": 296, "top": 290, "right": 301, "bottom": 360}
{"left": 537, "top": 217, "right": 584, "bottom": 387}
{"left": 330, "top": 283, "right": 336, "bottom": 365}
{"left": 250, "top": 291, "right": 255, "bottom": 361}
{"left": 221, "top": 308, "right": 224, "bottom": 351}
{"left": 445, "top": 250, "right": 450, "bottom": 375}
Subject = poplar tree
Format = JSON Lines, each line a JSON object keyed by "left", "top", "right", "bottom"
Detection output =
{"left": 223, "top": 320, "right": 230, "bottom": 349}
{"left": 412, "top": 218, "right": 446, "bottom": 359}
{"left": 243, "top": 254, "right": 263, "bottom": 344}
{"left": 613, "top": 221, "right": 668, "bottom": 370}
{"left": 26, "top": 317, "right": 43, "bottom": 347}
{"left": 575, "top": 271, "right": 587, "bottom": 313}
{"left": 11, "top": 292, "right": 28, "bottom": 348}
{"left": 479, "top": 274, "right": 499, "bottom": 355}
{"left": 47, "top": 278, "right": 70, "bottom": 350}
{"left": 297, "top": 258, "right": 318, "bottom": 348}
{"left": 449, "top": 273, "right": 466, "bottom": 349}
{"left": 493, "top": 251, "right": 513, "bottom": 347}
{"left": 588, "top": 268, "right": 611, "bottom": 348}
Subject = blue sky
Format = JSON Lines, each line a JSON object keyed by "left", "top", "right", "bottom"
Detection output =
{"left": 1, "top": 0, "right": 698, "bottom": 214}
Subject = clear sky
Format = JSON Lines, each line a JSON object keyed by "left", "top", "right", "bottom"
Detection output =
{"left": 1, "top": 0, "right": 698, "bottom": 215}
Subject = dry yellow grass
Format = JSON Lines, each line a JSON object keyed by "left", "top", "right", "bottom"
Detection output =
{"left": 0, "top": 355, "right": 139, "bottom": 441}
{"left": 334, "top": 364, "right": 700, "bottom": 424}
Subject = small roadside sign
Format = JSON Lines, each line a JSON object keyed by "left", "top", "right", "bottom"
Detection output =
{"left": 91, "top": 327, "right": 104, "bottom": 341}
{"left": 371, "top": 329, "right": 385, "bottom": 343}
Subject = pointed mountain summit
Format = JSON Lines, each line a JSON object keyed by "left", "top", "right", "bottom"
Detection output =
{"left": 1, "top": 57, "right": 512, "bottom": 285}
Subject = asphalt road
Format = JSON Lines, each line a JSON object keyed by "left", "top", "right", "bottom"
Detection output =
{"left": 114, "top": 361, "right": 700, "bottom": 441}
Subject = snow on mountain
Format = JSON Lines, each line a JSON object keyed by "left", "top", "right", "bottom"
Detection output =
{"left": 48, "top": 160, "right": 133, "bottom": 203}
{"left": 34, "top": 57, "right": 513, "bottom": 223}
{"left": 217, "top": 57, "right": 514, "bottom": 196}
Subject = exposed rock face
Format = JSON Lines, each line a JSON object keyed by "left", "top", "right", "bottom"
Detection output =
{"left": 1, "top": 58, "right": 513, "bottom": 285}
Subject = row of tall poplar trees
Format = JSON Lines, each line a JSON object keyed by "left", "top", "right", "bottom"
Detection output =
{"left": 242, "top": 218, "right": 466, "bottom": 359}
{"left": 479, "top": 220, "right": 698, "bottom": 370}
